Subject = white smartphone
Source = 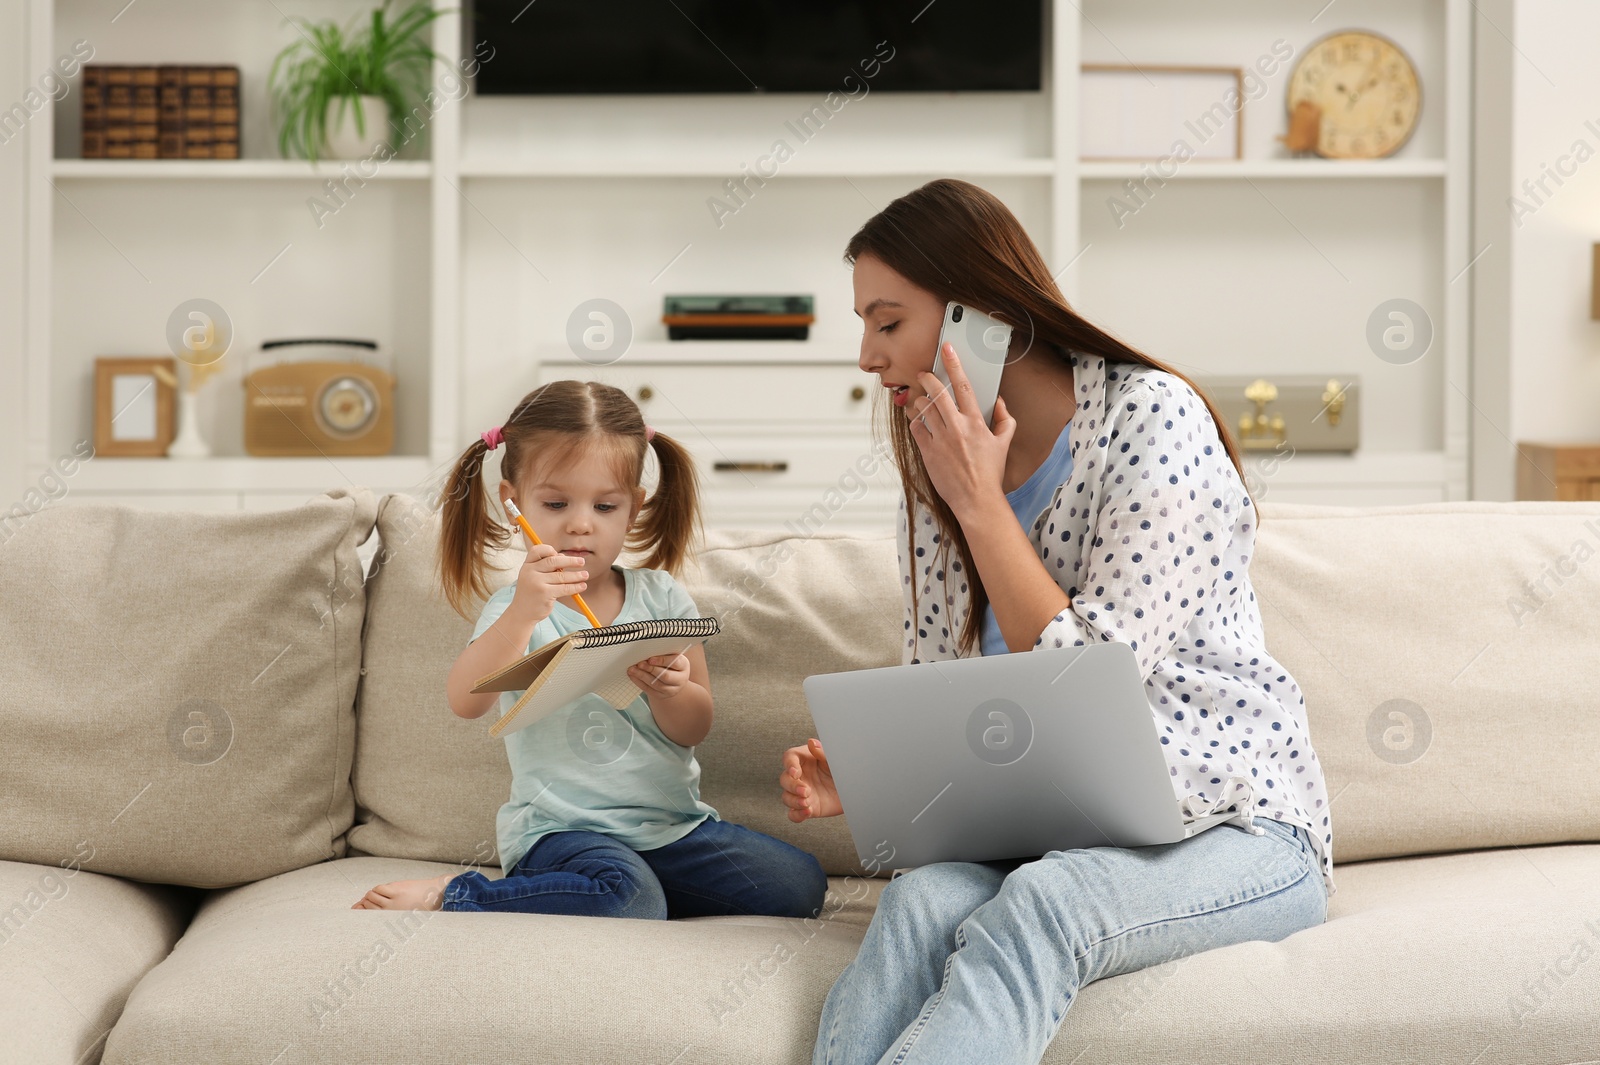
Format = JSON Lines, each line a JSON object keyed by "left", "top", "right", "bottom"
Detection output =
{"left": 931, "top": 300, "right": 1013, "bottom": 428}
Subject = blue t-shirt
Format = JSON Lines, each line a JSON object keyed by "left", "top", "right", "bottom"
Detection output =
{"left": 981, "top": 418, "right": 1074, "bottom": 656}
{"left": 471, "top": 565, "right": 719, "bottom": 874}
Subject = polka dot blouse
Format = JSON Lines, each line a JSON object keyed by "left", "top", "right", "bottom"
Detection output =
{"left": 896, "top": 351, "right": 1336, "bottom": 895}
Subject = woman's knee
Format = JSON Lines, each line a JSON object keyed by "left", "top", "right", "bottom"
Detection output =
{"left": 952, "top": 860, "right": 1075, "bottom": 955}
{"left": 1254, "top": 856, "right": 1327, "bottom": 941}
{"left": 872, "top": 862, "right": 999, "bottom": 943}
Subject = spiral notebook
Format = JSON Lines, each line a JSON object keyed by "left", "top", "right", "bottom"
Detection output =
{"left": 470, "top": 616, "right": 722, "bottom": 738}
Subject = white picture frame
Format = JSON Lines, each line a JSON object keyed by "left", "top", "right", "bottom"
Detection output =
{"left": 1079, "top": 64, "right": 1244, "bottom": 162}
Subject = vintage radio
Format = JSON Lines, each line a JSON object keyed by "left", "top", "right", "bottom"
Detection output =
{"left": 243, "top": 339, "right": 395, "bottom": 456}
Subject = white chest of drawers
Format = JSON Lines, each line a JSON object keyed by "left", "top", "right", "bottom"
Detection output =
{"left": 535, "top": 343, "right": 903, "bottom": 535}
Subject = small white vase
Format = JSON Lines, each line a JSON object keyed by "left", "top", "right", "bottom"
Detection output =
{"left": 167, "top": 391, "right": 211, "bottom": 460}
{"left": 323, "top": 95, "right": 389, "bottom": 161}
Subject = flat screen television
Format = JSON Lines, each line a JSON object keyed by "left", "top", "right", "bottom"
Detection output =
{"left": 467, "top": 0, "right": 1044, "bottom": 95}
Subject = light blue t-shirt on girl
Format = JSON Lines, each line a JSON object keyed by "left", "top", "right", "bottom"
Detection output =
{"left": 980, "top": 417, "right": 1075, "bottom": 656}
{"left": 471, "top": 565, "right": 719, "bottom": 875}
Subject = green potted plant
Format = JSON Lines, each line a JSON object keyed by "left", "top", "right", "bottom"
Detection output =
{"left": 268, "top": 0, "right": 448, "bottom": 163}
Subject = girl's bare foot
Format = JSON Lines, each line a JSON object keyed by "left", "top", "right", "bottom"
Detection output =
{"left": 351, "top": 873, "right": 455, "bottom": 911}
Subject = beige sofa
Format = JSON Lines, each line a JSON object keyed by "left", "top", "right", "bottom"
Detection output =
{"left": 4, "top": 487, "right": 1599, "bottom": 1064}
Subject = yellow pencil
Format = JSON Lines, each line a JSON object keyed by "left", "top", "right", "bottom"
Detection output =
{"left": 503, "top": 499, "right": 603, "bottom": 628}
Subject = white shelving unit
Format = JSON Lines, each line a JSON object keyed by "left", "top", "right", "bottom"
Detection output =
{"left": 1076, "top": 159, "right": 1450, "bottom": 179}
{"left": 50, "top": 160, "right": 435, "bottom": 180}
{"left": 457, "top": 158, "right": 1059, "bottom": 178}
{"left": 22, "top": 0, "right": 1474, "bottom": 524}
{"left": 1067, "top": 0, "right": 1473, "bottom": 509}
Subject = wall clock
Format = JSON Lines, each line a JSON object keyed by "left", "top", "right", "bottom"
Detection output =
{"left": 1285, "top": 31, "right": 1420, "bottom": 159}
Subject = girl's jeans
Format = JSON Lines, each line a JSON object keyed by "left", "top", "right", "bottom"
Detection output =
{"left": 440, "top": 817, "right": 827, "bottom": 921}
{"left": 815, "top": 817, "right": 1327, "bottom": 1065}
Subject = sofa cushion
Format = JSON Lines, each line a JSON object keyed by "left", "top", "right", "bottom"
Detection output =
{"left": 0, "top": 487, "right": 377, "bottom": 888}
{"left": 0, "top": 858, "right": 193, "bottom": 1065}
{"left": 103, "top": 856, "right": 884, "bottom": 1063}
{"left": 1250, "top": 501, "right": 1600, "bottom": 863}
{"left": 345, "top": 492, "right": 517, "bottom": 866}
{"left": 1052, "top": 842, "right": 1600, "bottom": 1064}
{"left": 679, "top": 528, "right": 901, "bottom": 876}
{"left": 349, "top": 491, "right": 896, "bottom": 876}
{"left": 102, "top": 846, "right": 1600, "bottom": 1064}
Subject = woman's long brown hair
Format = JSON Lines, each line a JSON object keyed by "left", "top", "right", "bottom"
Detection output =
{"left": 437, "top": 379, "right": 702, "bottom": 621}
{"left": 843, "top": 178, "right": 1253, "bottom": 657}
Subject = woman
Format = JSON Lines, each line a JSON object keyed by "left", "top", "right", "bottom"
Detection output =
{"left": 778, "top": 179, "right": 1334, "bottom": 1065}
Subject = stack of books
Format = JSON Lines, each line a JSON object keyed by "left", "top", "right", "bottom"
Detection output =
{"left": 661, "top": 295, "right": 816, "bottom": 340}
{"left": 82, "top": 65, "right": 240, "bottom": 160}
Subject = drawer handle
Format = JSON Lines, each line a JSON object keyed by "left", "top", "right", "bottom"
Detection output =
{"left": 714, "top": 461, "right": 789, "bottom": 473}
{"left": 637, "top": 385, "right": 654, "bottom": 401}
{"left": 850, "top": 386, "right": 865, "bottom": 401}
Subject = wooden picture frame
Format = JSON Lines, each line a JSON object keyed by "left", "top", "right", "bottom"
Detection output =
{"left": 94, "top": 356, "right": 177, "bottom": 457}
{"left": 1079, "top": 64, "right": 1245, "bottom": 162}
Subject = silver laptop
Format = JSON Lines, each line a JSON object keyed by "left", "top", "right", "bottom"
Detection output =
{"left": 802, "top": 642, "right": 1235, "bottom": 869}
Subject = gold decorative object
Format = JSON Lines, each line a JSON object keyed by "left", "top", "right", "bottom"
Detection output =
{"left": 1200, "top": 374, "right": 1361, "bottom": 453}
{"left": 1320, "top": 378, "right": 1348, "bottom": 428}
{"left": 1239, "top": 378, "right": 1287, "bottom": 448}
{"left": 1277, "top": 99, "right": 1323, "bottom": 154}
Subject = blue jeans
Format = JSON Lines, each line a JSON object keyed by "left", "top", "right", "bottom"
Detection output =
{"left": 815, "top": 818, "right": 1327, "bottom": 1065}
{"left": 440, "top": 817, "right": 828, "bottom": 921}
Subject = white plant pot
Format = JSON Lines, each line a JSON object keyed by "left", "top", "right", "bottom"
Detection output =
{"left": 323, "top": 95, "right": 389, "bottom": 161}
{"left": 167, "top": 391, "right": 211, "bottom": 460}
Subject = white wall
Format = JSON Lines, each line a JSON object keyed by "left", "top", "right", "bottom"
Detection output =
{"left": 1499, "top": 2, "right": 1600, "bottom": 457}
{"left": 0, "top": 0, "right": 26, "bottom": 510}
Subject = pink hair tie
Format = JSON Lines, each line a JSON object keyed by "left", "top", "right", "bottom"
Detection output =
{"left": 645, "top": 424, "right": 656, "bottom": 442}
{"left": 480, "top": 425, "right": 504, "bottom": 451}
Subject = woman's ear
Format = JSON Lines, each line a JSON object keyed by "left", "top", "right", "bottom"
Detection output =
{"left": 497, "top": 478, "right": 516, "bottom": 512}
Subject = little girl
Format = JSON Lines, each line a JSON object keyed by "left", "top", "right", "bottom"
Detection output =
{"left": 353, "top": 379, "right": 827, "bottom": 919}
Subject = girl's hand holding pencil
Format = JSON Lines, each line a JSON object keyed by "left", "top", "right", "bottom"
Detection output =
{"left": 506, "top": 539, "right": 591, "bottom": 625}
{"left": 504, "top": 499, "right": 603, "bottom": 627}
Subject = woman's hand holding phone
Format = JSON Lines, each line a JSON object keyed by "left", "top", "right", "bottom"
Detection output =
{"left": 931, "top": 301, "right": 1010, "bottom": 429}
{"left": 909, "top": 341, "right": 1017, "bottom": 521}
